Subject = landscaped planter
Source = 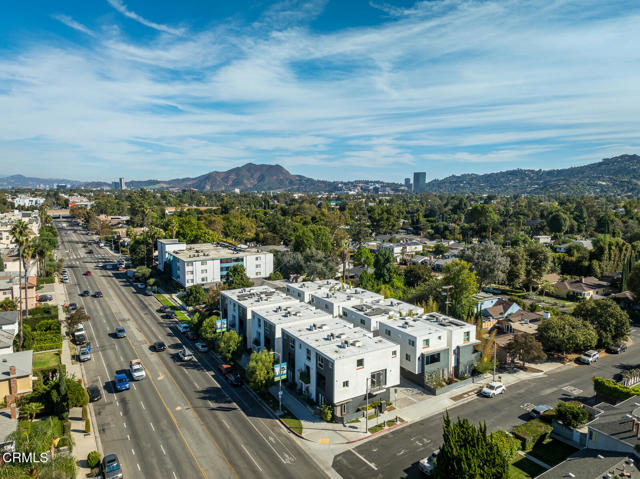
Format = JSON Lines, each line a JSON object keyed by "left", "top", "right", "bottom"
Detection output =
{"left": 424, "top": 375, "right": 482, "bottom": 395}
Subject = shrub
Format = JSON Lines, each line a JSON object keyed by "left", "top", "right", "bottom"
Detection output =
{"left": 82, "top": 404, "right": 88, "bottom": 420}
{"left": 85, "top": 418, "right": 91, "bottom": 434}
{"left": 318, "top": 403, "right": 333, "bottom": 422}
{"left": 555, "top": 401, "right": 589, "bottom": 429}
{"left": 87, "top": 451, "right": 100, "bottom": 468}
{"left": 491, "top": 430, "right": 521, "bottom": 461}
{"left": 593, "top": 377, "right": 640, "bottom": 401}
{"left": 67, "top": 379, "right": 90, "bottom": 407}
{"left": 63, "top": 420, "right": 71, "bottom": 437}
{"left": 512, "top": 419, "right": 552, "bottom": 451}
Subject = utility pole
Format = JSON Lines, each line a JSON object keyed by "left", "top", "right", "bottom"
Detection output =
{"left": 365, "top": 377, "right": 370, "bottom": 433}
{"left": 493, "top": 337, "right": 497, "bottom": 382}
{"left": 271, "top": 351, "right": 283, "bottom": 414}
{"left": 442, "top": 285, "right": 452, "bottom": 316}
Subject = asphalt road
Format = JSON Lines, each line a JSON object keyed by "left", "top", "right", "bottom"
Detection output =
{"left": 332, "top": 323, "right": 640, "bottom": 479}
{"left": 56, "top": 220, "right": 328, "bottom": 479}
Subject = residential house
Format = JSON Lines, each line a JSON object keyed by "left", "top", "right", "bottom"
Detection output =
{"left": 341, "top": 298, "right": 424, "bottom": 334}
{"left": 379, "top": 241, "right": 424, "bottom": 261}
{"left": 584, "top": 397, "right": 640, "bottom": 460}
{"left": 310, "top": 287, "right": 384, "bottom": 317}
{"left": 533, "top": 235, "right": 553, "bottom": 245}
{"left": 0, "top": 274, "right": 37, "bottom": 311}
{"left": 282, "top": 320, "right": 400, "bottom": 421}
{"left": 554, "top": 276, "right": 611, "bottom": 299}
{"left": 481, "top": 298, "right": 521, "bottom": 321}
{"left": 555, "top": 239, "right": 594, "bottom": 253}
{"left": 157, "top": 239, "right": 274, "bottom": 287}
{"left": 377, "top": 313, "right": 480, "bottom": 385}
{"left": 0, "top": 350, "right": 33, "bottom": 403}
{"left": 220, "top": 286, "right": 299, "bottom": 350}
{"left": 285, "top": 279, "right": 344, "bottom": 303}
{"left": 497, "top": 310, "right": 546, "bottom": 335}
{"left": 253, "top": 303, "right": 332, "bottom": 356}
{"left": 537, "top": 449, "right": 639, "bottom": 479}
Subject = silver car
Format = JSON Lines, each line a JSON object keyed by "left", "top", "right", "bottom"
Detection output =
{"left": 79, "top": 347, "right": 91, "bottom": 362}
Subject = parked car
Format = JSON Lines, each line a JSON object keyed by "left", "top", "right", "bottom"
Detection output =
{"left": 579, "top": 350, "right": 599, "bottom": 364}
{"left": 218, "top": 364, "right": 233, "bottom": 376}
{"left": 102, "top": 453, "right": 123, "bottom": 479}
{"left": 159, "top": 306, "right": 171, "bottom": 313}
{"left": 195, "top": 342, "right": 208, "bottom": 352}
{"left": 530, "top": 405, "right": 553, "bottom": 419}
{"left": 68, "top": 303, "right": 78, "bottom": 312}
{"left": 115, "top": 327, "right": 126, "bottom": 338}
{"left": 418, "top": 449, "right": 439, "bottom": 475}
{"left": 480, "top": 382, "right": 506, "bottom": 398}
{"left": 114, "top": 374, "right": 130, "bottom": 392}
{"left": 135, "top": 283, "right": 146, "bottom": 290}
{"left": 607, "top": 343, "right": 627, "bottom": 354}
{"left": 144, "top": 290, "right": 154, "bottom": 296}
{"left": 94, "top": 291, "right": 103, "bottom": 298}
{"left": 62, "top": 277, "right": 69, "bottom": 283}
{"left": 178, "top": 323, "right": 191, "bottom": 333}
{"left": 84, "top": 270, "right": 92, "bottom": 276}
{"left": 228, "top": 373, "right": 243, "bottom": 387}
{"left": 178, "top": 348, "right": 193, "bottom": 361}
{"left": 186, "top": 331, "right": 199, "bottom": 341}
{"left": 79, "top": 346, "right": 91, "bottom": 362}
{"left": 164, "top": 311, "right": 177, "bottom": 319}
{"left": 87, "top": 385, "right": 102, "bottom": 402}
{"left": 80, "top": 290, "right": 90, "bottom": 297}
{"left": 153, "top": 341, "right": 167, "bottom": 352}
{"left": 37, "top": 294, "right": 53, "bottom": 302}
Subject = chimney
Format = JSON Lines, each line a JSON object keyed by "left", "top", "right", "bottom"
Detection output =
{"left": 580, "top": 276, "right": 585, "bottom": 283}
{"left": 9, "top": 366, "right": 15, "bottom": 376}
{"left": 10, "top": 402, "right": 16, "bottom": 420}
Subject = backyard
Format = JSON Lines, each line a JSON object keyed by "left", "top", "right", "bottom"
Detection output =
{"left": 33, "top": 350, "right": 61, "bottom": 371}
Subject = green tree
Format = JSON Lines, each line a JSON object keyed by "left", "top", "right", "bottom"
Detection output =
{"left": 573, "top": 299, "right": 630, "bottom": 349}
{"left": 309, "top": 225, "right": 332, "bottom": 255}
{"left": 433, "top": 412, "right": 508, "bottom": 479}
{"left": 87, "top": 451, "right": 101, "bottom": 469}
{"left": 66, "top": 378, "right": 89, "bottom": 408}
{"left": 183, "top": 284, "right": 206, "bottom": 307}
{"left": 134, "top": 266, "right": 152, "bottom": 282}
{"left": 442, "top": 260, "right": 478, "bottom": 320}
{"left": 537, "top": 314, "right": 597, "bottom": 353}
{"left": 505, "top": 247, "right": 526, "bottom": 289}
{"left": 19, "top": 401, "right": 44, "bottom": 422}
{"left": 524, "top": 241, "right": 552, "bottom": 290}
{"left": 504, "top": 333, "right": 547, "bottom": 368}
{"left": 432, "top": 243, "right": 450, "bottom": 256}
{"left": 66, "top": 307, "right": 90, "bottom": 333}
{"left": 223, "top": 212, "right": 256, "bottom": 242}
{"left": 199, "top": 315, "right": 220, "bottom": 344}
{"left": 461, "top": 241, "right": 509, "bottom": 288}
{"left": 353, "top": 247, "right": 374, "bottom": 268}
{"left": 293, "top": 227, "right": 314, "bottom": 253}
{"left": 465, "top": 204, "right": 499, "bottom": 240}
{"left": 0, "top": 254, "right": 4, "bottom": 272}
{"left": 11, "top": 220, "right": 32, "bottom": 348}
{"left": 374, "top": 249, "right": 396, "bottom": 284}
{"left": 205, "top": 283, "right": 226, "bottom": 312}
{"left": 0, "top": 297, "right": 17, "bottom": 311}
{"left": 218, "top": 330, "right": 242, "bottom": 363}
{"left": 555, "top": 401, "right": 589, "bottom": 429}
{"left": 628, "top": 261, "right": 640, "bottom": 301}
{"left": 225, "top": 265, "right": 252, "bottom": 289}
{"left": 404, "top": 264, "right": 432, "bottom": 288}
{"left": 246, "top": 349, "right": 274, "bottom": 393}
{"left": 547, "top": 211, "right": 570, "bottom": 234}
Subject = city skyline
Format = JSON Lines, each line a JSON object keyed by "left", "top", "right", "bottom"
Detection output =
{"left": 1, "top": 0, "right": 639, "bottom": 181}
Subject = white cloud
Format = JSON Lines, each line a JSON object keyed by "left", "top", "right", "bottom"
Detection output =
{"left": 106, "top": 0, "right": 185, "bottom": 36}
{"left": 52, "top": 14, "right": 95, "bottom": 37}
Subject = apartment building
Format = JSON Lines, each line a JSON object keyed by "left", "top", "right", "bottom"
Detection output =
{"left": 342, "top": 298, "right": 424, "bottom": 334}
{"left": 282, "top": 319, "right": 400, "bottom": 420}
{"left": 157, "top": 239, "right": 273, "bottom": 287}
{"left": 11, "top": 196, "right": 45, "bottom": 208}
{"left": 285, "top": 279, "right": 343, "bottom": 303}
{"left": 379, "top": 241, "right": 424, "bottom": 260}
{"left": 378, "top": 313, "right": 480, "bottom": 385}
{"left": 0, "top": 211, "right": 40, "bottom": 255}
{"left": 220, "top": 286, "right": 299, "bottom": 350}
{"left": 310, "top": 287, "right": 384, "bottom": 317}
{"left": 253, "top": 302, "right": 332, "bottom": 356}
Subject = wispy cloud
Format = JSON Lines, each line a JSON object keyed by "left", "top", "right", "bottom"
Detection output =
{"left": 52, "top": 14, "right": 95, "bottom": 37}
{"left": 106, "top": 0, "right": 185, "bottom": 35}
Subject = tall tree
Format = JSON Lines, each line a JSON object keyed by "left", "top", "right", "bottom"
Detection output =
{"left": 573, "top": 299, "right": 630, "bottom": 349}
{"left": 524, "top": 242, "right": 552, "bottom": 290}
{"left": 373, "top": 249, "right": 396, "bottom": 284}
{"left": 461, "top": 241, "right": 509, "bottom": 288}
{"left": 10, "top": 221, "right": 31, "bottom": 349}
{"left": 504, "top": 333, "right": 547, "bottom": 368}
{"left": 218, "top": 330, "right": 242, "bottom": 363}
{"left": 442, "top": 260, "right": 478, "bottom": 320}
{"left": 465, "top": 204, "right": 499, "bottom": 240}
{"left": 353, "top": 247, "right": 374, "bottom": 268}
{"left": 505, "top": 246, "right": 526, "bottom": 289}
{"left": 246, "top": 349, "right": 275, "bottom": 393}
{"left": 225, "top": 265, "right": 252, "bottom": 289}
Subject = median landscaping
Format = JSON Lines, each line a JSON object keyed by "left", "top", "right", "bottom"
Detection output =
{"left": 155, "top": 293, "right": 191, "bottom": 322}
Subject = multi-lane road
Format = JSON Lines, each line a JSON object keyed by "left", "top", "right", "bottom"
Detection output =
{"left": 56, "top": 220, "right": 328, "bottom": 479}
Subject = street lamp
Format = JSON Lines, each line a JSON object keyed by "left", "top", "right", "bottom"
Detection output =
{"left": 365, "top": 377, "right": 370, "bottom": 434}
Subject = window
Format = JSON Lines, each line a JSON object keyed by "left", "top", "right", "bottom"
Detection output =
{"left": 408, "top": 339, "right": 415, "bottom": 347}
{"left": 256, "top": 256, "right": 261, "bottom": 261}
{"left": 201, "top": 269, "right": 207, "bottom": 274}
{"left": 290, "top": 337, "right": 295, "bottom": 348}
{"left": 425, "top": 352, "right": 441, "bottom": 365}
{"left": 422, "top": 339, "right": 430, "bottom": 348}
{"left": 258, "top": 318, "right": 262, "bottom": 327}
{"left": 342, "top": 380, "right": 349, "bottom": 388}
{"left": 464, "top": 331, "right": 470, "bottom": 342}
{"left": 405, "top": 353, "right": 411, "bottom": 361}
{"left": 385, "top": 329, "right": 391, "bottom": 337}
{"left": 370, "top": 369, "right": 386, "bottom": 389}
{"left": 360, "top": 319, "right": 365, "bottom": 325}
{"left": 392, "top": 350, "right": 397, "bottom": 358}
{"left": 201, "top": 261, "right": 207, "bottom": 266}
{"left": 356, "top": 358, "right": 364, "bottom": 369}
{"left": 306, "top": 348, "right": 311, "bottom": 361}
{"left": 256, "top": 272, "right": 261, "bottom": 276}
{"left": 318, "top": 356, "right": 324, "bottom": 369}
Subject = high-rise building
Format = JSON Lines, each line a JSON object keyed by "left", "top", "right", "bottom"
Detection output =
{"left": 404, "top": 178, "right": 412, "bottom": 189}
{"left": 413, "top": 172, "right": 426, "bottom": 193}
{"left": 119, "top": 177, "right": 126, "bottom": 190}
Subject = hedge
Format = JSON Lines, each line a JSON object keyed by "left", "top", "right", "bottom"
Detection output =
{"left": 491, "top": 430, "right": 521, "bottom": 461}
{"left": 87, "top": 451, "right": 100, "bottom": 469}
{"left": 593, "top": 377, "right": 640, "bottom": 401}
{"left": 512, "top": 419, "right": 552, "bottom": 451}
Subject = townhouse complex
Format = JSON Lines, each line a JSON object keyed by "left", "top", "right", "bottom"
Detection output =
{"left": 157, "top": 239, "right": 273, "bottom": 287}
{"left": 221, "top": 281, "right": 479, "bottom": 421}
{"left": 0, "top": 210, "right": 40, "bottom": 255}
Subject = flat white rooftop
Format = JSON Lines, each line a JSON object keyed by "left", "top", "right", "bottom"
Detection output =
{"left": 288, "top": 279, "right": 343, "bottom": 293}
{"left": 222, "top": 286, "right": 298, "bottom": 309}
{"left": 302, "top": 326, "right": 395, "bottom": 360}
{"left": 255, "top": 303, "right": 332, "bottom": 327}
{"left": 378, "top": 316, "right": 447, "bottom": 337}
{"left": 171, "top": 243, "right": 265, "bottom": 261}
{"left": 346, "top": 298, "right": 421, "bottom": 318}
{"left": 312, "top": 287, "right": 383, "bottom": 304}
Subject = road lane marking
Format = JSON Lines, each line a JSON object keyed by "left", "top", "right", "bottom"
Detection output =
{"left": 140, "top": 401, "right": 145, "bottom": 410}
{"left": 207, "top": 401, "right": 214, "bottom": 407}
{"left": 221, "top": 419, "right": 230, "bottom": 430}
{"left": 351, "top": 450, "right": 378, "bottom": 470}
{"left": 150, "top": 422, "right": 154, "bottom": 432}
{"left": 131, "top": 449, "right": 135, "bottom": 456}
{"left": 173, "top": 472, "right": 178, "bottom": 479}
{"left": 137, "top": 464, "right": 140, "bottom": 471}
{"left": 127, "top": 435, "right": 130, "bottom": 440}
{"left": 132, "top": 383, "right": 136, "bottom": 391}
{"left": 160, "top": 444, "right": 166, "bottom": 455}
{"left": 120, "top": 411, "right": 123, "bottom": 416}
{"left": 123, "top": 423, "right": 126, "bottom": 428}
{"left": 241, "top": 444, "right": 263, "bottom": 472}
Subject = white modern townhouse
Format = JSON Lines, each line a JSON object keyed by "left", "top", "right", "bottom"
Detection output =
{"left": 379, "top": 241, "right": 424, "bottom": 261}
{"left": 378, "top": 312, "right": 480, "bottom": 386}
{"left": 282, "top": 319, "right": 400, "bottom": 422}
{"left": 157, "top": 239, "right": 273, "bottom": 287}
{"left": 342, "top": 297, "right": 424, "bottom": 334}
{"left": 253, "top": 302, "right": 332, "bottom": 357}
{"left": 220, "top": 286, "right": 299, "bottom": 350}
{"left": 285, "top": 279, "right": 344, "bottom": 303}
{"left": 310, "top": 287, "right": 384, "bottom": 317}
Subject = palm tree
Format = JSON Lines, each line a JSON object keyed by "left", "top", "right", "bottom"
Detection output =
{"left": 21, "top": 239, "right": 36, "bottom": 317}
{"left": 20, "top": 401, "right": 44, "bottom": 422}
{"left": 10, "top": 221, "right": 30, "bottom": 349}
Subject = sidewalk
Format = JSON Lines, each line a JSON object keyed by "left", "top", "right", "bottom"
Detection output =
{"left": 55, "top": 280, "right": 102, "bottom": 478}
{"left": 277, "top": 361, "right": 570, "bottom": 445}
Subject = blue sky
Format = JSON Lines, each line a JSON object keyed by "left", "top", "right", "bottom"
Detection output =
{"left": 1, "top": 0, "right": 639, "bottom": 182}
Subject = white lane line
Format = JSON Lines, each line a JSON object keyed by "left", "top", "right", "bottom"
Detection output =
{"left": 132, "top": 383, "right": 136, "bottom": 391}
{"left": 193, "top": 380, "right": 199, "bottom": 389}
{"left": 149, "top": 422, "right": 155, "bottom": 432}
{"left": 127, "top": 435, "right": 130, "bottom": 440}
{"left": 207, "top": 400, "right": 214, "bottom": 407}
{"left": 137, "top": 464, "right": 140, "bottom": 471}
{"left": 160, "top": 444, "right": 166, "bottom": 455}
{"left": 241, "top": 444, "right": 263, "bottom": 472}
{"left": 116, "top": 401, "right": 119, "bottom": 407}
{"left": 173, "top": 472, "right": 177, "bottom": 479}
{"left": 351, "top": 449, "right": 378, "bottom": 470}
{"left": 221, "top": 419, "right": 230, "bottom": 430}
{"left": 131, "top": 448, "right": 135, "bottom": 456}
{"left": 120, "top": 411, "right": 123, "bottom": 417}
{"left": 123, "top": 422, "right": 127, "bottom": 429}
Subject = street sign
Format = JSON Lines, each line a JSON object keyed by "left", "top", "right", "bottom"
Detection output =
{"left": 216, "top": 318, "right": 228, "bottom": 333}
{"left": 274, "top": 362, "right": 287, "bottom": 381}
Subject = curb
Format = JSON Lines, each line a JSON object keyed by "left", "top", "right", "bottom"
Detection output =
{"left": 345, "top": 419, "right": 410, "bottom": 444}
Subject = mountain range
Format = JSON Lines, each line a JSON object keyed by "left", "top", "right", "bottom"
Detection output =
{"left": 1, "top": 155, "right": 639, "bottom": 195}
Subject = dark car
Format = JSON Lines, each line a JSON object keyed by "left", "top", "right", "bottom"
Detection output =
{"left": 186, "top": 331, "right": 199, "bottom": 341}
{"left": 218, "top": 364, "right": 233, "bottom": 376}
{"left": 102, "top": 453, "right": 123, "bottom": 479}
{"left": 153, "top": 341, "right": 167, "bottom": 352}
{"left": 68, "top": 303, "right": 78, "bottom": 312}
{"left": 144, "top": 290, "right": 154, "bottom": 296}
{"left": 80, "top": 290, "right": 90, "bottom": 297}
{"left": 87, "top": 385, "right": 102, "bottom": 402}
{"left": 530, "top": 404, "right": 553, "bottom": 419}
{"left": 159, "top": 305, "right": 171, "bottom": 313}
{"left": 607, "top": 343, "right": 627, "bottom": 354}
{"left": 86, "top": 250, "right": 94, "bottom": 254}
{"left": 94, "top": 291, "right": 103, "bottom": 298}
{"left": 164, "top": 311, "right": 177, "bottom": 319}
{"left": 228, "top": 373, "right": 243, "bottom": 387}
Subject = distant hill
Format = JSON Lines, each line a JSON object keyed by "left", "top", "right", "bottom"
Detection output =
{"left": 0, "top": 174, "right": 80, "bottom": 189}
{"left": 425, "top": 154, "right": 640, "bottom": 195}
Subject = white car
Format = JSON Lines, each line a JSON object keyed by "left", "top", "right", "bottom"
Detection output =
{"left": 418, "top": 449, "right": 439, "bottom": 475}
{"left": 480, "top": 382, "right": 506, "bottom": 398}
{"left": 579, "top": 350, "right": 599, "bottom": 364}
{"left": 195, "top": 342, "right": 209, "bottom": 353}
{"left": 178, "top": 323, "right": 191, "bottom": 333}
{"left": 178, "top": 348, "right": 193, "bottom": 361}
{"left": 129, "top": 359, "right": 146, "bottom": 380}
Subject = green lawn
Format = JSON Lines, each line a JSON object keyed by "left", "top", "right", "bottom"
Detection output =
{"left": 510, "top": 457, "right": 546, "bottom": 479}
{"left": 155, "top": 294, "right": 191, "bottom": 321}
{"left": 282, "top": 417, "right": 303, "bottom": 435}
{"left": 33, "top": 350, "right": 61, "bottom": 370}
{"left": 368, "top": 424, "right": 384, "bottom": 434}
{"left": 528, "top": 438, "right": 578, "bottom": 467}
